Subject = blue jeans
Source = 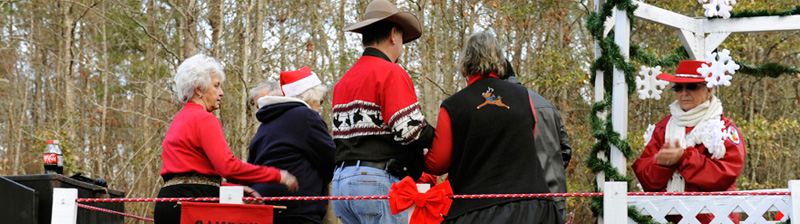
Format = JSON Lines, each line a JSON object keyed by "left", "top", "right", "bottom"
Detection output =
{"left": 331, "top": 163, "right": 410, "bottom": 224}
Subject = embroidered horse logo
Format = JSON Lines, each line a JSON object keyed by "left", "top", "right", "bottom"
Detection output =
{"left": 476, "top": 87, "right": 510, "bottom": 109}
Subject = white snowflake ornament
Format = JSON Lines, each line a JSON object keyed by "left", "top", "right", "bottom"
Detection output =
{"left": 635, "top": 66, "right": 670, "bottom": 100}
{"left": 696, "top": 119, "right": 730, "bottom": 159}
{"left": 697, "top": 49, "right": 740, "bottom": 88}
{"left": 643, "top": 124, "right": 656, "bottom": 146}
{"left": 699, "top": 0, "right": 737, "bottom": 19}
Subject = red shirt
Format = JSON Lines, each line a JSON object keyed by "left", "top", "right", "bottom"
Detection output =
{"left": 424, "top": 75, "right": 537, "bottom": 175}
{"left": 160, "top": 102, "right": 281, "bottom": 184}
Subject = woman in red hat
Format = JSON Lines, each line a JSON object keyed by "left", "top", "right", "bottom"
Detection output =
{"left": 248, "top": 66, "right": 336, "bottom": 224}
{"left": 632, "top": 60, "right": 747, "bottom": 223}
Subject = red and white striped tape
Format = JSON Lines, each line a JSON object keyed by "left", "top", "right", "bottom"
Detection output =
{"left": 75, "top": 191, "right": 790, "bottom": 203}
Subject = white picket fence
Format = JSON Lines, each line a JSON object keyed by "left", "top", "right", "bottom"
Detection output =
{"left": 605, "top": 181, "right": 800, "bottom": 224}
{"left": 51, "top": 181, "right": 799, "bottom": 224}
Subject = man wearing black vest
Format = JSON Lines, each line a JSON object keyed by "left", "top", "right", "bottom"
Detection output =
{"left": 424, "top": 32, "right": 561, "bottom": 223}
{"left": 330, "top": 0, "right": 435, "bottom": 223}
{"left": 505, "top": 60, "right": 572, "bottom": 219}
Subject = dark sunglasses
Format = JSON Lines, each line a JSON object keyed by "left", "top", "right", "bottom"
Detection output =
{"left": 671, "top": 83, "right": 702, "bottom": 92}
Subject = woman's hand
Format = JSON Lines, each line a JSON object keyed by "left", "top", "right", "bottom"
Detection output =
{"left": 280, "top": 170, "right": 299, "bottom": 192}
{"left": 243, "top": 186, "right": 264, "bottom": 205}
{"left": 655, "top": 139, "right": 684, "bottom": 166}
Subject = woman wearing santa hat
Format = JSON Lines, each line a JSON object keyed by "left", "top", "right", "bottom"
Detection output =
{"left": 632, "top": 60, "right": 747, "bottom": 224}
{"left": 248, "top": 66, "right": 337, "bottom": 224}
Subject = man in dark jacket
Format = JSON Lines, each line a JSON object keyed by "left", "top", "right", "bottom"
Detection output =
{"left": 505, "top": 61, "right": 572, "bottom": 218}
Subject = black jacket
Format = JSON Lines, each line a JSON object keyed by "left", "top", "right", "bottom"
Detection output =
{"left": 507, "top": 76, "right": 572, "bottom": 210}
{"left": 248, "top": 96, "right": 337, "bottom": 224}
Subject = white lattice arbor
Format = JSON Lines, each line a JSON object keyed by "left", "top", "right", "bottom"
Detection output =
{"left": 594, "top": 0, "right": 800, "bottom": 223}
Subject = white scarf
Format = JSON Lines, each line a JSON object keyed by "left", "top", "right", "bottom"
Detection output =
{"left": 664, "top": 96, "right": 724, "bottom": 192}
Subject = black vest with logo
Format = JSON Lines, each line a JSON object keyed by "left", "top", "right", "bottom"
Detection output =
{"left": 441, "top": 78, "right": 551, "bottom": 220}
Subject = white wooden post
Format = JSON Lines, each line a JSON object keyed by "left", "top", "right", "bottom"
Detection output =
{"left": 51, "top": 188, "right": 78, "bottom": 224}
{"left": 407, "top": 183, "right": 431, "bottom": 223}
{"left": 220, "top": 186, "right": 244, "bottom": 204}
{"left": 790, "top": 180, "right": 800, "bottom": 222}
{"left": 610, "top": 6, "right": 629, "bottom": 176}
{"left": 603, "top": 182, "right": 628, "bottom": 223}
{"left": 594, "top": 0, "right": 609, "bottom": 223}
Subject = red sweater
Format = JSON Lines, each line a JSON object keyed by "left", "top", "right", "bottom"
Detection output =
{"left": 160, "top": 102, "right": 281, "bottom": 184}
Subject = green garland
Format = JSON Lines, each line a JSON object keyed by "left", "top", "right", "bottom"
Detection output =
{"left": 628, "top": 206, "right": 666, "bottom": 224}
{"left": 628, "top": 45, "right": 800, "bottom": 78}
{"left": 630, "top": 45, "right": 689, "bottom": 68}
{"left": 739, "top": 62, "right": 800, "bottom": 78}
{"left": 730, "top": 5, "right": 800, "bottom": 18}
{"left": 586, "top": 0, "right": 656, "bottom": 222}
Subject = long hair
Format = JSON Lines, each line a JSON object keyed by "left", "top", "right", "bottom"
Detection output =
{"left": 458, "top": 32, "right": 505, "bottom": 78}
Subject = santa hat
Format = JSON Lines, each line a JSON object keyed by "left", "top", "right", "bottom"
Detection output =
{"left": 656, "top": 60, "right": 710, "bottom": 83}
{"left": 280, "top": 66, "right": 322, "bottom": 97}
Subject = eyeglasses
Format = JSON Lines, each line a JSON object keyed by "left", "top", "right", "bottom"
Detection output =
{"left": 671, "top": 83, "right": 702, "bottom": 93}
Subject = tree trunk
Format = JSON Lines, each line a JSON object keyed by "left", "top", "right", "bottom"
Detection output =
{"left": 239, "top": 0, "right": 255, "bottom": 158}
{"left": 181, "top": 0, "right": 198, "bottom": 59}
{"left": 60, "top": 1, "right": 76, "bottom": 144}
{"left": 210, "top": 0, "right": 223, "bottom": 58}
{"left": 97, "top": 0, "right": 109, "bottom": 176}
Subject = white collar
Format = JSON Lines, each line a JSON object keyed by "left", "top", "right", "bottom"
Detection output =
{"left": 257, "top": 96, "right": 309, "bottom": 109}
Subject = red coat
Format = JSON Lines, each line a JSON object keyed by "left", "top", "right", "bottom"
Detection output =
{"left": 632, "top": 114, "right": 746, "bottom": 223}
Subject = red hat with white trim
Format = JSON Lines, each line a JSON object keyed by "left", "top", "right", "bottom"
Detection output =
{"left": 656, "top": 60, "right": 711, "bottom": 83}
{"left": 280, "top": 66, "right": 322, "bottom": 97}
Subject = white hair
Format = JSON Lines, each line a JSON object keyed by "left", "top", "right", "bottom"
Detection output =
{"left": 174, "top": 54, "right": 226, "bottom": 103}
{"left": 293, "top": 84, "right": 328, "bottom": 104}
{"left": 248, "top": 81, "right": 282, "bottom": 104}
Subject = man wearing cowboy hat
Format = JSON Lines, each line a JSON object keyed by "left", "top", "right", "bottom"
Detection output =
{"left": 330, "top": 0, "right": 435, "bottom": 223}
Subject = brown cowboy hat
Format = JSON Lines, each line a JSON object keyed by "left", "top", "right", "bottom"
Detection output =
{"left": 343, "top": 0, "right": 422, "bottom": 43}
{"left": 657, "top": 60, "right": 711, "bottom": 83}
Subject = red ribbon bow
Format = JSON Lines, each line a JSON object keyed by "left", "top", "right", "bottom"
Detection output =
{"left": 389, "top": 176, "right": 453, "bottom": 224}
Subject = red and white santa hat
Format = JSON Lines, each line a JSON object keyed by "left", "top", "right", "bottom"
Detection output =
{"left": 280, "top": 66, "right": 322, "bottom": 97}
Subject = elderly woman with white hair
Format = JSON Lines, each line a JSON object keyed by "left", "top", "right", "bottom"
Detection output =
{"left": 423, "top": 32, "right": 561, "bottom": 223}
{"left": 633, "top": 60, "right": 746, "bottom": 224}
{"left": 248, "top": 66, "right": 336, "bottom": 224}
{"left": 155, "top": 54, "right": 299, "bottom": 224}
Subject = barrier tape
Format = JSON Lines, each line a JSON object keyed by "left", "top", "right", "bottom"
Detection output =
{"left": 77, "top": 197, "right": 220, "bottom": 202}
{"left": 75, "top": 191, "right": 790, "bottom": 203}
{"left": 628, "top": 191, "right": 790, "bottom": 196}
{"left": 77, "top": 203, "right": 155, "bottom": 222}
